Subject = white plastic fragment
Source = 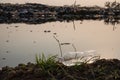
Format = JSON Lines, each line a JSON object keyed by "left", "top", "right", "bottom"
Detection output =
{"left": 58, "top": 50, "right": 100, "bottom": 66}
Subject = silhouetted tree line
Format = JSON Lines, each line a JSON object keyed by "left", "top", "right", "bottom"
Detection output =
{"left": 0, "top": 1, "right": 120, "bottom": 24}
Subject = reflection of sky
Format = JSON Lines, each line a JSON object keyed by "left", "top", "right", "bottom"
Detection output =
{"left": 0, "top": 20, "right": 120, "bottom": 67}
{"left": 0, "top": 0, "right": 120, "bottom": 6}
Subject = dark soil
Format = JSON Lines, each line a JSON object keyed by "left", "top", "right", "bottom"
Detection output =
{"left": 0, "top": 59, "right": 120, "bottom": 80}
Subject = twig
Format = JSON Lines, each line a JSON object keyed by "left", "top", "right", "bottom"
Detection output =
{"left": 73, "top": 20, "right": 76, "bottom": 30}
{"left": 72, "top": 43, "right": 77, "bottom": 52}
{"left": 53, "top": 36, "right": 63, "bottom": 57}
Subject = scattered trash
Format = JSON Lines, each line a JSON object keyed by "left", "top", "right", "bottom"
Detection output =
{"left": 58, "top": 50, "right": 100, "bottom": 66}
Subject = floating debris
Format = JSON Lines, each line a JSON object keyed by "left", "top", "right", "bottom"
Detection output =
{"left": 44, "top": 30, "right": 51, "bottom": 33}
{"left": 6, "top": 40, "right": 9, "bottom": 43}
{"left": 53, "top": 33, "right": 57, "bottom": 35}
{"left": 61, "top": 43, "right": 71, "bottom": 45}
{"left": 6, "top": 51, "right": 9, "bottom": 53}
{"left": 6, "top": 27, "right": 9, "bottom": 29}
{"left": 47, "top": 30, "right": 51, "bottom": 32}
{"left": 15, "top": 26, "right": 19, "bottom": 28}
{"left": 33, "top": 41, "right": 36, "bottom": 44}
{"left": 2, "top": 58, "right": 6, "bottom": 60}
{"left": 58, "top": 50, "right": 100, "bottom": 66}
{"left": 44, "top": 30, "right": 47, "bottom": 32}
{"left": 30, "top": 30, "right": 33, "bottom": 32}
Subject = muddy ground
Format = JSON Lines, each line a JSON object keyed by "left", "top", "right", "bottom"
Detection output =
{"left": 0, "top": 59, "right": 120, "bottom": 80}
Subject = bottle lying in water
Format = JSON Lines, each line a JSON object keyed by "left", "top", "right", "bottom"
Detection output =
{"left": 58, "top": 50, "right": 100, "bottom": 66}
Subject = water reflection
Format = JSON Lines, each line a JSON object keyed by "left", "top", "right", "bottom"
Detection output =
{"left": 0, "top": 20, "right": 120, "bottom": 67}
{"left": 104, "top": 17, "right": 120, "bottom": 25}
{"left": 104, "top": 18, "right": 120, "bottom": 31}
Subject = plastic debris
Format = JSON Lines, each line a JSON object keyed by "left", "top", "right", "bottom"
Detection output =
{"left": 58, "top": 50, "right": 100, "bottom": 66}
